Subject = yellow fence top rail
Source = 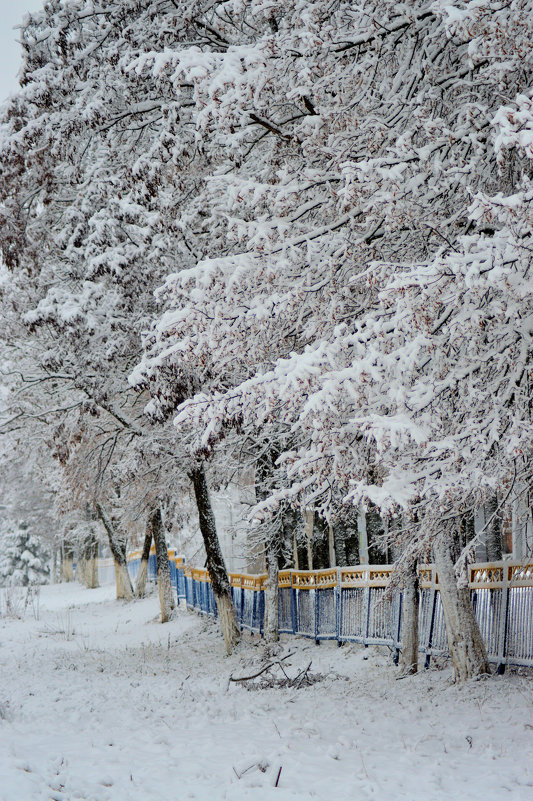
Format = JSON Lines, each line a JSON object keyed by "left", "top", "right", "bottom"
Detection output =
{"left": 120, "top": 553, "right": 533, "bottom": 591}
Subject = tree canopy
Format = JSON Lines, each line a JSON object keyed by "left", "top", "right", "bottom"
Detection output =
{"left": 1, "top": 0, "right": 532, "bottom": 577}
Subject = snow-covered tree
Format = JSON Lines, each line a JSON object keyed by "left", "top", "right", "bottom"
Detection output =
{"left": 0, "top": 520, "right": 50, "bottom": 587}
{"left": 2, "top": 0, "right": 532, "bottom": 675}
{"left": 136, "top": 0, "right": 533, "bottom": 678}
{"left": 0, "top": 0, "right": 241, "bottom": 645}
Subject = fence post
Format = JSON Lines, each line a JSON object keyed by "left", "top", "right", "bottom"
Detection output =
{"left": 496, "top": 562, "right": 509, "bottom": 675}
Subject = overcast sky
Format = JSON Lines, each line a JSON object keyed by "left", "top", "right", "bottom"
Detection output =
{"left": 0, "top": 1, "right": 44, "bottom": 104}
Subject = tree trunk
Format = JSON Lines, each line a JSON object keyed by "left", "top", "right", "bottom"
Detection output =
{"left": 358, "top": 506, "right": 369, "bottom": 564}
{"left": 255, "top": 450, "right": 294, "bottom": 641}
{"left": 95, "top": 502, "right": 133, "bottom": 601}
{"left": 83, "top": 531, "right": 99, "bottom": 589}
{"left": 77, "top": 552, "right": 86, "bottom": 586}
{"left": 399, "top": 559, "right": 419, "bottom": 675}
{"left": 367, "top": 504, "right": 387, "bottom": 564}
{"left": 50, "top": 548, "right": 59, "bottom": 584}
{"left": 293, "top": 531, "right": 299, "bottom": 569}
{"left": 61, "top": 542, "right": 75, "bottom": 582}
{"left": 333, "top": 522, "right": 347, "bottom": 566}
{"left": 264, "top": 548, "right": 279, "bottom": 643}
{"left": 485, "top": 495, "right": 503, "bottom": 561}
{"left": 151, "top": 506, "right": 175, "bottom": 623}
{"left": 328, "top": 523, "right": 336, "bottom": 568}
{"left": 304, "top": 509, "right": 314, "bottom": 570}
{"left": 189, "top": 465, "right": 240, "bottom": 654}
{"left": 434, "top": 531, "right": 490, "bottom": 682}
{"left": 135, "top": 522, "right": 153, "bottom": 598}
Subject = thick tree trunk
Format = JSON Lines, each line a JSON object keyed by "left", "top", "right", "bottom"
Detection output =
{"left": 95, "top": 502, "right": 133, "bottom": 601}
{"left": 434, "top": 531, "right": 490, "bottom": 682}
{"left": 189, "top": 465, "right": 240, "bottom": 654}
{"left": 151, "top": 506, "right": 175, "bottom": 623}
{"left": 399, "top": 559, "right": 419, "bottom": 675}
{"left": 135, "top": 522, "right": 153, "bottom": 598}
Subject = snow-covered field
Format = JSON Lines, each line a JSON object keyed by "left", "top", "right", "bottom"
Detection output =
{"left": 0, "top": 583, "right": 532, "bottom": 801}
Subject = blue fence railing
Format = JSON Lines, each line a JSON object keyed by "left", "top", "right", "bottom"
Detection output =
{"left": 98, "top": 554, "right": 533, "bottom": 670}
{"left": 176, "top": 562, "right": 533, "bottom": 670}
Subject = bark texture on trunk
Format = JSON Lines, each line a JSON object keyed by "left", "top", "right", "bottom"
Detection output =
{"left": 95, "top": 502, "right": 133, "bottom": 601}
{"left": 189, "top": 465, "right": 240, "bottom": 654}
{"left": 85, "top": 556, "right": 99, "bottom": 589}
{"left": 114, "top": 561, "right": 133, "bottom": 600}
{"left": 399, "top": 559, "right": 419, "bottom": 675}
{"left": 434, "top": 532, "right": 490, "bottom": 682}
{"left": 135, "top": 523, "right": 153, "bottom": 598}
{"left": 151, "top": 506, "right": 175, "bottom": 623}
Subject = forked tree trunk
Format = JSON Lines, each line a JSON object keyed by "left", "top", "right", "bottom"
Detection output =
{"left": 189, "top": 465, "right": 240, "bottom": 654}
{"left": 399, "top": 559, "right": 419, "bottom": 675}
{"left": 95, "top": 502, "right": 133, "bottom": 601}
{"left": 151, "top": 506, "right": 175, "bottom": 623}
{"left": 135, "top": 522, "right": 153, "bottom": 598}
{"left": 434, "top": 531, "right": 490, "bottom": 682}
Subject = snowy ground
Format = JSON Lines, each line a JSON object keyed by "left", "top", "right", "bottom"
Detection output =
{"left": 0, "top": 583, "right": 532, "bottom": 801}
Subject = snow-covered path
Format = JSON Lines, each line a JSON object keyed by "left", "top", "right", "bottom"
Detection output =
{"left": 0, "top": 583, "right": 532, "bottom": 801}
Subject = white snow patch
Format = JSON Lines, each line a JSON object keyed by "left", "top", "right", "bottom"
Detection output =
{"left": 0, "top": 583, "right": 531, "bottom": 800}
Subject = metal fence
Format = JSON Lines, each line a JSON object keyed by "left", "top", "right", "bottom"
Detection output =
{"left": 180, "top": 560, "right": 533, "bottom": 670}
{"left": 98, "top": 553, "right": 533, "bottom": 670}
